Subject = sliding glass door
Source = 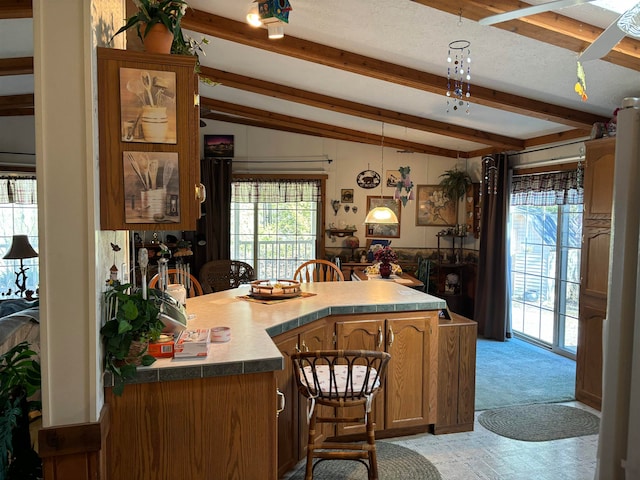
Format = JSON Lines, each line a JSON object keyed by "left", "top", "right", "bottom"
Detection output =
{"left": 509, "top": 203, "right": 582, "bottom": 357}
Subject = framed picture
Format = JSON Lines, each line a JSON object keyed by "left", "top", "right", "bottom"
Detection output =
{"left": 119, "top": 67, "right": 177, "bottom": 144}
{"left": 386, "top": 170, "right": 401, "bottom": 187}
{"left": 365, "top": 196, "right": 401, "bottom": 238}
{"left": 123, "top": 151, "right": 180, "bottom": 224}
{"left": 341, "top": 188, "right": 354, "bottom": 203}
{"left": 415, "top": 184, "right": 457, "bottom": 226}
{"left": 204, "top": 134, "right": 234, "bottom": 158}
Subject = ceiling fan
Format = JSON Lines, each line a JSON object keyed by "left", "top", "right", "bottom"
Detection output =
{"left": 479, "top": 1, "right": 640, "bottom": 62}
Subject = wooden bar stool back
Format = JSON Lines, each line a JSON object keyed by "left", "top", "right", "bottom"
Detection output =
{"left": 294, "top": 259, "right": 345, "bottom": 283}
{"left": 291, "top": 350, "right": 391, "bottom": 480}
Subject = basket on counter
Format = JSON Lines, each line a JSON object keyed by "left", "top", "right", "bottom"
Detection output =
{"left": 249, "top": 279, "right": 301, "bottom": 299}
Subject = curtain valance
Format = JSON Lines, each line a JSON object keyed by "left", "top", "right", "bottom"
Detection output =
{"left": 511, "top": 169, "right": 583, "bottom": 206}
{"left": 232, "top": 179, "right": 321, "bottom": 203}
{"left": 0, "top": 177, "right": 37, "bottom": 204}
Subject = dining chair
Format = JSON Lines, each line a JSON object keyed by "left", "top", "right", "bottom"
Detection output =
{"left": 198, "top": 260, "right": 255, "bottom": 293}
{"left": 415, "top": 256, "right": 432, "bottom": 293}
{"left": 294, "top": 259, "right": 345, "bottom": 283}
{"left": 291, "top": 350, "right": 391, "bottom": 480}
{"left": 148, "top": 268, "right": 203, "bottom": 297}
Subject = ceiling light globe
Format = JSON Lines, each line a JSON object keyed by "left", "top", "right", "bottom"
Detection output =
{"left": 267, "top": 23, "right": 285, "bottom": 39}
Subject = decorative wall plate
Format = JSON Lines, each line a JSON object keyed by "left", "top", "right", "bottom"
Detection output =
{"left": 356, "top": 170, "right": 381, "bottom": 189}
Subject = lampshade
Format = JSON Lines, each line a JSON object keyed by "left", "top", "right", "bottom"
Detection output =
{"left": 267, "top": 22, "right": 285, "bottom": 39}
{"left": 3, "top": 235, "right": 38, "bottom": 260}
{"left": 364, "top": 206, "right": 399, "bottom": 224}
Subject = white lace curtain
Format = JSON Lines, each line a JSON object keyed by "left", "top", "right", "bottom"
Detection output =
{"left": 0, "top": 176, "right": 37, "bottom": 204}
{"left": 232, "top": 179, "right": 321, "bottom": 203}
{"left": 510, "top": 169, "right": 583, "bottom": 206}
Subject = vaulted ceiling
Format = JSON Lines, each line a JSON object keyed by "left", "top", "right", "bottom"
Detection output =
{"left": 2, "top": 0, "right": 639, "bottom": 160}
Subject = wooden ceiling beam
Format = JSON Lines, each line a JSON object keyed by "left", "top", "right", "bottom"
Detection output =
{"left": 200, "top": 97, "right": 461, "bottom": 158}
{"left": 413, "top": 0, "right": 640, "bottom": 71}
{"left": 0, "top": 57, "right": 33, "bottom": 76}
{"left": 0, "top": 93, "right": 33, "bottom": 110}
{"left": 0, "top": 0, "right": 32, "bottom": 19}
{"left": 199, "top": 66, "right": 523, "bottom": 150}
{"left": 183, "top": 9, "right": 607, "bottom": 130}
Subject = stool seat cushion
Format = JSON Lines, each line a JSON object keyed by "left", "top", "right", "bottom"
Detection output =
{"left": 300, "top": 364, "right": 380, "bottom": 398}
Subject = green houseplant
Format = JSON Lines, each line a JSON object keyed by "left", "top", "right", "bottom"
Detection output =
{"left": 101, "top": 283, "right": 165, "bottom": 396}
{"left": 439, "top": 168, "right": 472, "bottom": 201}
{"left": 0, "top": 342, "right": 41, "bottom": 480}
{"left": 111, "top": 0, "right": 208, "bottom": 60}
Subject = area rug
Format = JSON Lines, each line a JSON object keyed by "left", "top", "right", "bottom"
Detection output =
{"left": 287, "top": 441, "right": 442, "bottom": 479}
{"left": 478, "top": 404, "right": 600, "bottom": 442}
{"left": 475, "top": 337, "right": 576, "bottom": 410}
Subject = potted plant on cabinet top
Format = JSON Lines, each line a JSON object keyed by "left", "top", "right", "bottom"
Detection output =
{"left": 101, "top": 283, "right": 165, "bottom": 396}
{"left": 439, "top": 168, "right": 472, "bottom": 202}
{"left": 111, "top": 0, "right": 207, "bottom": 58}
{"left": 0, "top": 342, "right": 42, "bottom": 480}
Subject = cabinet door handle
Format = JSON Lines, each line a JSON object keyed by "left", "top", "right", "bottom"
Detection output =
{"left": 388, "top": 326, "right": 394, "bottom": 348}
{"left": 276, "top": 388, "right": 285, "bottom": 417}
{"left": 195, "top": 183, "right": 206, "bottom": 203}
{"left": 377, "top": 326, "right": 383, "bottom": 349}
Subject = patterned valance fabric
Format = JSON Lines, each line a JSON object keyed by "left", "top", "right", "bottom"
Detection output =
{"left": 511, "top": 169, "right": 583, "bottom": 206}
{"left": 0, "top": 177, "right": 37, "bottom": 204}
{"left": 232, "top": 179, "right": 321, "bottom": 203}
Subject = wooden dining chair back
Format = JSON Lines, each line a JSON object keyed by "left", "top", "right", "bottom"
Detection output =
{"left": 294, "top": 259, "right": 345, "bottom": 283}
{"left": 148, "top": 268, "right": 203, "bottom": 297}
{"left": 415, "top": 256, "right": 432, "bottom": 293}
{"left": 291, "top": 350, "right": 391, "bottom": 480}
{"left": 199, "top": 260, "right": 255, "bottom": 293}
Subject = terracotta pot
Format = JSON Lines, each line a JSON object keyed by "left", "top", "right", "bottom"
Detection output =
{"left": 379, "top": 262, "right": 392, "bottom": 279}
{"left": 114, "top": 340, "right": 149, "bottom": 367}
{"left": 143, "top": 23, "right": 174, "bottom": 54}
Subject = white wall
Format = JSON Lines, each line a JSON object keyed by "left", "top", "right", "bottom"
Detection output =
{"left": 200, "top": 119, "right": 482, "bottom": 252}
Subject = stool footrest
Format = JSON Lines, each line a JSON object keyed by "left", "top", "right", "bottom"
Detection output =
{"left": 316, "top": 442, "right": 375, "bottom": 451}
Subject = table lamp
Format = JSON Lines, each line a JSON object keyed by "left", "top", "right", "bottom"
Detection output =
{"left": 3, "top": 234, "right": 38, "bottom": 297}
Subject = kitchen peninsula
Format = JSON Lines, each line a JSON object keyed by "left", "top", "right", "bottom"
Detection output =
{"left": 104, "top": 281, "right": 476, "bottom": 480}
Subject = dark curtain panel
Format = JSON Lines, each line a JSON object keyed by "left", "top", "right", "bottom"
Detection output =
{"left": 475, "top": 153, "right": 511, "bottom": 340}
{"left": 193, "top": 158, "right": 232, "bottom": 277}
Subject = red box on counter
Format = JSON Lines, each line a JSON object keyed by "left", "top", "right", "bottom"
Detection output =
{"left": 148, "top": 334, "right": 175, "bottom": 358}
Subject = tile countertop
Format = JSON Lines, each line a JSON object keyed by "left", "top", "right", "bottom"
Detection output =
{"left": 104, "top": 281, "right": 446, "bottom": 387}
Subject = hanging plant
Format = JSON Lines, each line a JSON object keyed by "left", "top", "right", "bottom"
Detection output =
{"left": 439, "top": 168, "right": 472, "bottom": 201}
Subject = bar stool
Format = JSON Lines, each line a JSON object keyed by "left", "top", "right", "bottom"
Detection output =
{"left": 291, "top": 350, "right": 391, "bottom": 480}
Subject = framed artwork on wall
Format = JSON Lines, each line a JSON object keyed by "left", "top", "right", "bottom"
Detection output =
{"left": 341, "top": 188, "right": 354, "bottom": 203}
{"left": 415, "top": 184, "right": 457, "bottom": 226}
{"left": 204, "top": 134, "right": 234, "bottom": 158}
{"left": 365, "top": 196, "right": 401, "bottom": 238}
{"left": 386, "top": 170, "right": 401, "bottom": 187}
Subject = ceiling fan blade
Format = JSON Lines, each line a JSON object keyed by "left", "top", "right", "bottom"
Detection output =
{"left": 579, "top": 16, "right": 626, "bottom": 62}
{"left": 479, "top": 0, "right": 597, "bottom": 26}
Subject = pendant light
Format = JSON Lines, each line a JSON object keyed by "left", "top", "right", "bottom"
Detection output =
{"left": 364, "top": 123, "right": 399, "bottom": 225}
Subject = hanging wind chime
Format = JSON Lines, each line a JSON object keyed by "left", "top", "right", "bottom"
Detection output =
{"left": 446, "top": 39, "right": 472, "bottom": 114}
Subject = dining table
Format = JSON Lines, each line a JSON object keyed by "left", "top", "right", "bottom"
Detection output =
{"left": 351, "top": 269, "right": 424, "bottom": 289}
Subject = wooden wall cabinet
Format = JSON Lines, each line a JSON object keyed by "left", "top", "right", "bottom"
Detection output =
{"left": 576, "top": 136, "right": 616, "bottom": 410}
{"left": 97, "top": 47, "right": 201, "bottom": 231}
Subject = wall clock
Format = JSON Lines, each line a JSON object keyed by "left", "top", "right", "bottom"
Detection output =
{"left": 356, "top": 170, "right": 381, "bottom": 189}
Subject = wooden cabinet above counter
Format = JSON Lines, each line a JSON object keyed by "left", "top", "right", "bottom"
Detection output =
{"left": 97, "top": 47, "right": 202, "bottom": 231}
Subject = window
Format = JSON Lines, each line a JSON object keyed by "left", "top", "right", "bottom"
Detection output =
{"left": 0, "top": 176, "right": 39, "bottom": 298}
{"left": 230, "top": 178, "right": 322, "bottom": 279}
{"left": 508, "top": 167, "right": 583, "bottom": 356}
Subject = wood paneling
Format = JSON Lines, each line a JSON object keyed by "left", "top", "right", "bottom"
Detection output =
{"left": 38, "top": 405, "right": 109, "bottom": 480}
{"left": 105, "top": 372, "right": 277, "bottom": 480}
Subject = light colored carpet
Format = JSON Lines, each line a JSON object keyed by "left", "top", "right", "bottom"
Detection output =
{"left": 478, "top": 404, "right": 600, "bottom": 441}
{"left": 475, "top": 337, "right": 576, "bottom": 410}
{"left": 287, "top": 441, "right": 442, "bottom": 479}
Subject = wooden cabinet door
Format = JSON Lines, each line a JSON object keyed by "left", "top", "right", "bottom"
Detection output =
{"left": 583, "top": 137, "right": 615, "bottom": 224}
{"left": 97, "top": 47, "right": 201, "bottom": 231}
{"left": 576, "top": 303, "right": 605, "bottom": 410}
{"left": 385, "top": 314, "right": 438, "bottom": 429}
{"left": 298, "top": 322, "right": 331, "bottom": 454}
{"left": 274, "top": 332, "right": 299, "bottom": 477}
{"left": 335, "top": 319, "right": 385, "bottom": 435}
{"left": 580, "top": 227, "right": 611, "bottom": 300}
